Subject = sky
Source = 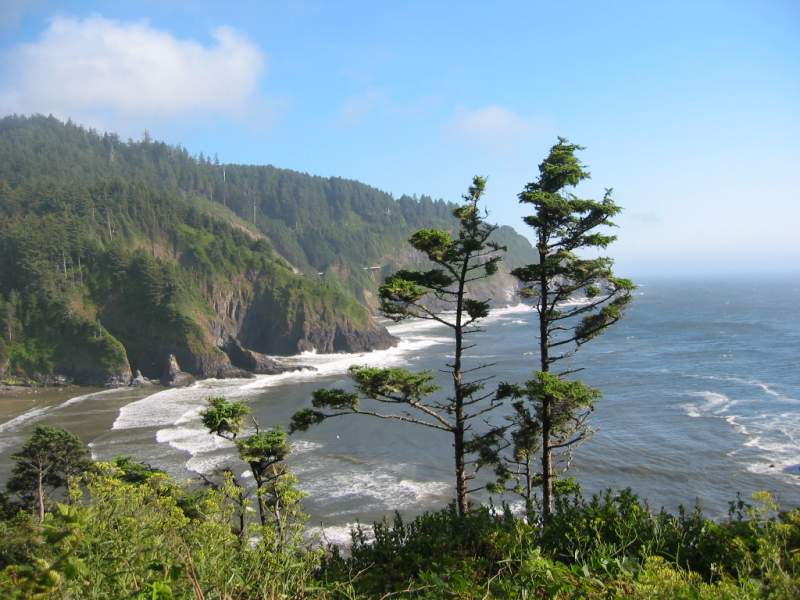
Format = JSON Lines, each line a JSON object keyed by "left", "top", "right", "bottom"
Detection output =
{"left": 0, "top": 1, "right": 798, "bottom": 276}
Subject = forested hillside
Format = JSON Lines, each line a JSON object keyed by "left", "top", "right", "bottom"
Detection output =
{"left": 0, "top": 115, "right": 534, "bottom": 385}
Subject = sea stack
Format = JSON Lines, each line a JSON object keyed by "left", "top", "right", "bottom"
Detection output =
{"left": 160, "top": 354, "right": 195, "bottom": 388}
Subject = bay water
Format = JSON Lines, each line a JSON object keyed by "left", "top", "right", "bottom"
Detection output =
{"left": 1, "top": 276, "right": 798, "bottom": 542}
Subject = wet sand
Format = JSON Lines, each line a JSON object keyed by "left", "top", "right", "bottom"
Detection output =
{"left": 0, "top": 385, "right": 103, "bottom": 423}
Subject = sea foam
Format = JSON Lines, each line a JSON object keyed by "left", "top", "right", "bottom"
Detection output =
{"left": 681, "top": 381, "right": 800, "bottom": 486}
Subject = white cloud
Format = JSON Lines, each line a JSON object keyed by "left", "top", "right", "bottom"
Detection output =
{"left": 0, "top": 16, "right": 266, "bottom": 127}
{"left": 448, "top": 105, "right": 538, "bottom": 150}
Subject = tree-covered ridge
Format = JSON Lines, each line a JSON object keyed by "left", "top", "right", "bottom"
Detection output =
{"left": 0, "top": 115, "right": 535, "bottom": 384}
{"left": 0, "top": 114, "right": 535, "bottom": 302}
{"left": 1, "top": 115, "right": 430, "bottom": 383}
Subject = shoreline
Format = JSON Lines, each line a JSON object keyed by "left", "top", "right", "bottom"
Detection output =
{"left": 0, "top": 304, "right": 532, "bottom": 429}
{"left": 0, "top": 385, "right": 106, "bottom": 425}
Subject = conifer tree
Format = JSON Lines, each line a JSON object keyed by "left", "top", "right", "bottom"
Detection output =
{"left": 201, "top": 397, "right": 305, "bottom": 546}
{"left": 291, "top": 176, "right": 505, "bottom": 516}
{"left": 6, "top": 426, "right": 91, "bottom": 521}
{"left": 507, "top": 138, "right": 634, "bottom": 519}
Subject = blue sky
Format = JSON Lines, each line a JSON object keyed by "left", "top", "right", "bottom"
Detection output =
{"left": 1, "top": 1, "right": 798, "bottom": 276}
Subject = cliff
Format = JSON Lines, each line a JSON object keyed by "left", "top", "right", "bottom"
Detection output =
{"left": 0, "top": 115, "right": 533, "bottom": 386}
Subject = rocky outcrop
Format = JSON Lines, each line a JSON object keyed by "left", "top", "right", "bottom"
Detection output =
{"left": 160, "top": 354, "right": 195, "bottom": 388}
{"left": 223, "top": 337, "right": 310, "bottom": 374}
{"left": 212, "top": 364, "right": 256, "bottom": 379}
{"left": 235, "top": 282, "right": 399, "bottom": 355}
{"left": 314, "top": 320, "right": 398, "bottom": 353}
{"left": 129, "top": 370, "right": 154, "bottom": 387}
{"left": 52, "top": 318, "right": 132, "bottom": 387}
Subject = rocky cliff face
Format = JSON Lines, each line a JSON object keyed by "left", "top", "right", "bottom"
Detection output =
{"left": 93, "top": 272, "right": 397, "bottom": 384}
{"left": 0, "top": 117, "right": 534, "bottom": 388}
{"left": 235, "top": 281, "right": 397, "bottom": 355}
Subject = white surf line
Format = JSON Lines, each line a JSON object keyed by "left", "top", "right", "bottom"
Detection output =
{"left": 108, "top": 301, "right": 565, "bottom": 476}
{"left": 110, "top": 314, "right": 456, "bottom": 474}
{"left": 0, "top": 405, "right": 53, "bottom": 433}
{"left": 682, "top": 386, "right": 800, "bottom": 486}
{"left": 0, "top": 388, "right": 125, "bottom": 433}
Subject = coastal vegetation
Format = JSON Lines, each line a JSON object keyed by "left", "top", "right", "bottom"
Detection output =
{"left": 0, "top": 115, "right": 535, "bottom": 386}
{"left": 496, "top": 138, "right": 634, "bottom": 519}
{"left": 290, "top": 175, "right": 506, "bottom": 516}
{"left": 0, "top": 442, "right": 797, "bottom": 598}
{"left": 0, "top": 130, "right": 797, "bottom": 598}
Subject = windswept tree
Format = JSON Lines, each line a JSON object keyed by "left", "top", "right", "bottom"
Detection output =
{"left": 200, "top": 397, "right": 304, "bottom": 546}
{"left": 507, "top": 138, "right": 634, "bottom": 520}
{"left": 291, "top": 176, "right": 506, "bottom": 516}
{"left": 6, "top": 425, "right": 91, "bottom": 521}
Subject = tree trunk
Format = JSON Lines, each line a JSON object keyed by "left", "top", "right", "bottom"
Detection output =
{"left": 453, "top": 321, "right": 468, "bottom": 516}
{"left": 524, "top": 456, "right": 534, "bottom": 516}
{"left": 453, "top": 259, "right": 469, "bottom": 517}
{"left": 252, "top": 470, "right": 267, "bottom": 526}
{"left": 454, "top": 419, "right": 467, "bottom": 516}
{"left": 37, "top": 467, "right": 45, "bottom": 522}
{"left": 539, "top": 248, "right": 554, "bottom": 520}
{"left": 270, "top": 466, "right": 285, "bottom": 547}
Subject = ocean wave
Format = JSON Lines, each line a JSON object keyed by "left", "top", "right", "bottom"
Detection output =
{"left": 0, "top": 388, "right": 123, "bottom": 434}
{"left": 306, "top": 523, "right": 373, "bottom": 548}
{"left": 60, "top": 388, "right": 124, "bottom": 408}
{"left": 156, "top": 421, "right": 235, "bottom": 456}
{"left": 0, "top": 405, "right": 52, "bottom": 433}
{"left": 185, "top": 452, "right": 234, "bottom": 475}
{"left": 558, "top": 297, "right": 593, "bottom": 307}
{"left": 682, "top": 391, "right": 735, "bottom": 418}
{"left": 297, "top": 466, "right": 450, "bottom": 511}
{"left": 686, "top": 374, "right": 798, "bottom": 403}
{"left": 113, "top": 383, "right": 207, "bottom": 431}
{"left": 683, "top": 389, "right": 800, "bottom": 486}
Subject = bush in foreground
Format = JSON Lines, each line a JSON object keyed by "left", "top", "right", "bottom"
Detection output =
{"left": 0, "top": 464, "right": 797, "bottom": 598}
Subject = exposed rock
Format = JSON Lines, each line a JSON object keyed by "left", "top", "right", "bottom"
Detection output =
{"left": 223, "top": 337, "right": 311, "bottom": 374}
{"left": 332, "top": 321, "right": 398, "bottom": 352}
{"left": 129, "top": 369, "right": 154, "bottom": 387}
{"left": 30, "top": 373, "right": 73, "bottom": 387}
{"left": 104, "top": 373, "right": 133, "bottom": 387}
{"left": 51, "top": 355, "right": 131, "bottom": 387}
{"left": 160, "top": 354, "right": 195, "bottom": 388}
{"left": 293, "top": 320, "right": 398, "bottom": 354}
{"left": 213, "top": 364, "right": 256, "bottom": 379}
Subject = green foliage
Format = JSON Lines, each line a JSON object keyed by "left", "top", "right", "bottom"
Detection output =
{"left": 5, "top": 426, "right": 91, "bottom": 520}
{"left": 0, "top": 464, "right": 321, "bottom": 599}
{"left": 351, "top": 366, "right": 440, "bottom": 402}
{"left": 0, "top": 115, "right": 535, "bottom": 383}
{"left": 6, "top": 337, "right": 57, "bottom": 376}
{"left": 507, "top": 138, "right": 635, "bottom": 518}
{"left": 0, "top": 436, "right": 797, "bottom": 599}
{"left": 108, "top": 456, "right": 166, "bottom": 484}
{"left": 295, "top": 176, "right": 509, "bottom": 516}
{"left": 236, "top": 429, "right": 289, "bottom": 477}
{"left": 199, "top": 396, "right": 250, "bottom": 440}
{"left": 319, "top": 492, "right": 799, "bottom": 598}
{"left": 201, "top": 397, "right": 306, "bottom": 542}
{"left": 0, "top": 116, "right": 424, "bottom": 382}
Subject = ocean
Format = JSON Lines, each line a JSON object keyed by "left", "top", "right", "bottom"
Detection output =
{"left": 1, "top": 276, "right": 798, "bottom": 542}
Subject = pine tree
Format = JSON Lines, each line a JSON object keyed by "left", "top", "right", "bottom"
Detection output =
{"left": 509, "top": 138, "right": 634, "bottom": 520}
{"left": 291, "top": 176, "right": 506, "bottom": 516}
{"left": 6, "top": 426, "right": 91, "bottom": 521}
{"left": 201, "top": 397, "right": 305, "bottom": 545}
